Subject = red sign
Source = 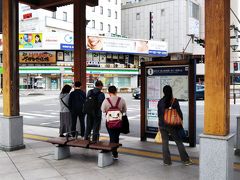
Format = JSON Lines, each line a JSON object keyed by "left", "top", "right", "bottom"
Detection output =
{"left": 23, "top": 13, "right": 32, "bottom": 19}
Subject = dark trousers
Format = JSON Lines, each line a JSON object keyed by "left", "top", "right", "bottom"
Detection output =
{"left": 71, "top": 111, "right": 85, "bottom": 137}
{"left": 107, "top": 127, "right": 121, "bottom": 157}
{"left": 160, "top": 127, "right": 189, "bottom": 164}
{"left": 84, "top": 113, "right": 101, "bottom": 142}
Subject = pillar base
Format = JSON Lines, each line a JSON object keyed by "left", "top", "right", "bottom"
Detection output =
{"left": 54, "top": 146, "right": 70, "bottom": 160}
{"left": 200, "top": 133, "right": 235, "bottom": 180}
{"left": 98, "top": 151, "right": 113, "bottom": 167}
{"left": 0, "top": 116, "right": 25, "bottom": 151}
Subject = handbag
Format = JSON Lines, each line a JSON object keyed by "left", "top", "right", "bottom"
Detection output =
{"left": 178, "top": 126, "right": 187, "bottom": 141}
{"left": 164, "top": 98, "right": 182, "bottom": 126}
{"left": 121, "top": 115, "right": 130, "bottom": 134}
{"left": 154, "top": 131, "right": 162, "bottom": 143}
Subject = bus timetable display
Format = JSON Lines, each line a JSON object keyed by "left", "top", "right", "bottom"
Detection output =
{"left": 145, "top": 66, "right": 189, "bottom": 132}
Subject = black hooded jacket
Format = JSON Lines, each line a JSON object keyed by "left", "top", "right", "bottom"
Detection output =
{"left": 157, "top": 97, "right": 183, "bottom": 127}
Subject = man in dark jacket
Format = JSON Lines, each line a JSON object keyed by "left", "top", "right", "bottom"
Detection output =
{"left": 84, "top": 80, "right": 105, "bottom": 142}
{"left": 68, "top": 81, "right": 86, "bottom": 137}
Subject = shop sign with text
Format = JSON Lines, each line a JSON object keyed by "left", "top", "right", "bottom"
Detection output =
{"left": 19, "top": 51, "right": 56, "bottom": 64}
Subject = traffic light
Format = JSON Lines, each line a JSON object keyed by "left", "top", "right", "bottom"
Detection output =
{"left": 234, "top": 62, "right": 238, "bottom": 71}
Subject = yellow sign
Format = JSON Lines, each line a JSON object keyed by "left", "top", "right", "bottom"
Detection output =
{"left": 19, "top": 51, "right": 56, "bottom": 64}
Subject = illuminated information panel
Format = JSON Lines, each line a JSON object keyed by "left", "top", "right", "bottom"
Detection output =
{"left": 145, "top": 66, "right": 189, "bottom": 132}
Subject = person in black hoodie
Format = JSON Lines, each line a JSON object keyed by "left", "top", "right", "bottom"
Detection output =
{"left": 84, "top": 80, "right": 105, "bottom": 142}
{"left": 68, "top": 81, "right": 86, "bottom": 137}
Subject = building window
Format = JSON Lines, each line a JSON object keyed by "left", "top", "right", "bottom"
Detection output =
{"left": 190, "top": 2, "right": 199, "bottom": 20}
{"left": 115, "top": 26, "right": 117, "bottom": 34}
{"left": 63, "top": 12, "right": 67, "bottom": 21}
{"left": 52, "top": 12, "right": 56, "bottom": 19}
{"left": 92, "top": 20, "right": 95, "bottom": 28}
{"left": 136, "top": 13, "right": 140, "bottom": 20}
{"left": 115, "top": 11, "right": 118, "bottom": 19}
{"left": 100, "top": 22, "right": 103, "bottom": 31}
{"left": 100, "top": 6, "right": 103, "bottom": 15}
{"left": 108, "top": 9, "right": 111, "bottom": 17}
{"left": 161, "top": 9, "right": 165, "bottom": 16}
{"left": 108, "top": 24, "right": 111, "bottom": 32}
{"left": 92, "top": 7, "right": 95, "bottom": 12}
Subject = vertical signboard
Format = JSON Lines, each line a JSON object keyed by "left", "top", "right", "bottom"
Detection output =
{"left": 145, "top": 66, "right": 189, "bottom": 132}
{"left": 141, "top": 60, "right": 196, "bottom": 147}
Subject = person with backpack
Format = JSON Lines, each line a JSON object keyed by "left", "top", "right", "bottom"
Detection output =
{"left": 68, "top": 81, "right": 86, "bottom": 137}
{"left": 84, "top": 80, "right": 105, "bottom": 142}
{"left": 59, "top": 84, "right": 72, "bottom": 137}
{"left": 101, "top": 85, "right": 127, "bottom": 160}
{"left": 157, "top": 85, "right": 192, "bottom": 166}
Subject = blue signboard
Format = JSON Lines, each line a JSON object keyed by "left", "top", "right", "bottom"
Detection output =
{"left": 148, "top": 50, "right": 168, "bottom": 56}
{"left": 60, "top": 43, "right": 74, "bottom": 51}
{"left": 146, "top": 66, "right": 189, "bottom": 76}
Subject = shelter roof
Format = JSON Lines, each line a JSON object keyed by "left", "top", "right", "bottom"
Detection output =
{"left": 19, "top": 0, "right": 98, "bottom": 11}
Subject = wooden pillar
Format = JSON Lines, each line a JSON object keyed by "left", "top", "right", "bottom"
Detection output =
{"left": 2, "top": 0, "right": 19, "bottom": 116}
{"left": 73, "top": 0, "right": 86, "bottom": 92}
{"left": 204, "top": 0, "right": 230, "bottom": 135}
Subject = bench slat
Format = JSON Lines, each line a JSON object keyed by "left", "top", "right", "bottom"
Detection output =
{"left": 47, "top": 137, "right": 69, "bottom": 145}
{"left": 66, "top": 139, "right": 89, "bottom": 148}
{"left": 89, "top": 142, "right": 120, "bottom": 151}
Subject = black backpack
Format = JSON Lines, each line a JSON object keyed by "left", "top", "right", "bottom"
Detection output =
{"left": 84, "top": 90, "right": 101, "bottom": 114}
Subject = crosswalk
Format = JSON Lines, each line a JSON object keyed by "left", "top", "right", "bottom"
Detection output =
{"left": 0, "top": 106, "right": 141, "bottom": 126}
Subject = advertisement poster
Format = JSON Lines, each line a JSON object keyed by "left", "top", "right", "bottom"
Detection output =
{"left": 146, "top": 66, "right": 189, "bottom": 132}
{"left": 86, "top": 35, "right": 168, "bottom": 56}
{"left": 19, "top": 33, "right": 43, "bottom": 48}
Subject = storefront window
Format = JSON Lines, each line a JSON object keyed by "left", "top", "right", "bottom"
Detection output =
{"left": 118, "top": 77, "right": 131, "bottom": 88}
{"left": 105, "top": 77, "right": 114, "bottom": 87}
{"left": 51, "top": 79, "right": 58, "bottom": 89}
{"left": 64, "top": 51, "right": 72, "bottom": 61}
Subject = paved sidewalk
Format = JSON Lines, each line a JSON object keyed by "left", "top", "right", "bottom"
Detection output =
{"left": 0, "top": 125, "right": 239, "bottom": 180}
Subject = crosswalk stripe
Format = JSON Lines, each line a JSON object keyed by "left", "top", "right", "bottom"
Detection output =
{"left": 24, "top": 116, "right": 36, "bottom": 119}
{"left": 20, "top": 112, "right": 56, "bottom": 118}
{"left": 40, "top": 121, "right": 59, "bottom": 125}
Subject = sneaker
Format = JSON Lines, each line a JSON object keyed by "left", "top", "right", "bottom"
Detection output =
{"left": 112, "top": 155, "right": 118, "bottom": 160}
{"left": 163, "top": 162, "right": 172, "bottom": 166}
{"left": 184, "top": 159, "right": 193, "bottom": 166}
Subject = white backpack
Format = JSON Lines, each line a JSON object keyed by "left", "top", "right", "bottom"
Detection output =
{"left": 106, "top": 97, "right": 122, "bottom": 129}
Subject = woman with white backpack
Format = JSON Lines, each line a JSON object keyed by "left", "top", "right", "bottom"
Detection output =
{"left": 101, "top": 85, "right": 127, "bottom": 160}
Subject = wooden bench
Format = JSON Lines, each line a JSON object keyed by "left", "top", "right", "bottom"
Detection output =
{"left": 47, "top": 136, "right": 121, "bottom": 167}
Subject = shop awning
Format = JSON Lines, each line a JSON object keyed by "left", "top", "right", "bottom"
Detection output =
{"left": 19, "top": 0, "right": 98, "bottom": 11}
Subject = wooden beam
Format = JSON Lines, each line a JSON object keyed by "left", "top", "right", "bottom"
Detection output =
{"left": 2, "top": 0, "right": 19, "bottom": 116}
{"left": 204, "top": 0, "right": 230, "bottom": 135}
{"left": 19, "top": 0, "right": 98, "bottom": 9}
{"left": 73, "top": 0, "right": 86, "bottom": 91}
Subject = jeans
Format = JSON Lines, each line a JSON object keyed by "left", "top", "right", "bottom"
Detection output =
{"left": 107, "top": 127, "right": 121, "bottom": 157}
{"left": 160, "top": 127, "right": 189, "bottom": 164}
{"left": 84, "top": 113, "right": 102, "bottom": 142}
{"left": 71, "top": 112, "right": 85, "bottom": 137}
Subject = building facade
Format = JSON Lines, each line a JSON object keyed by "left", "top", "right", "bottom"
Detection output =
{"left": 19, "top": 0, "right": 121, "bottom": 35}
{"left": 121, "top": 0, "right": 204, "bottom": 55}
{"left": 121, "top": 0, "right": 240, "bottom": 86}
{"left": 9, "top": 1, "right": 134, "bottom": 90}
